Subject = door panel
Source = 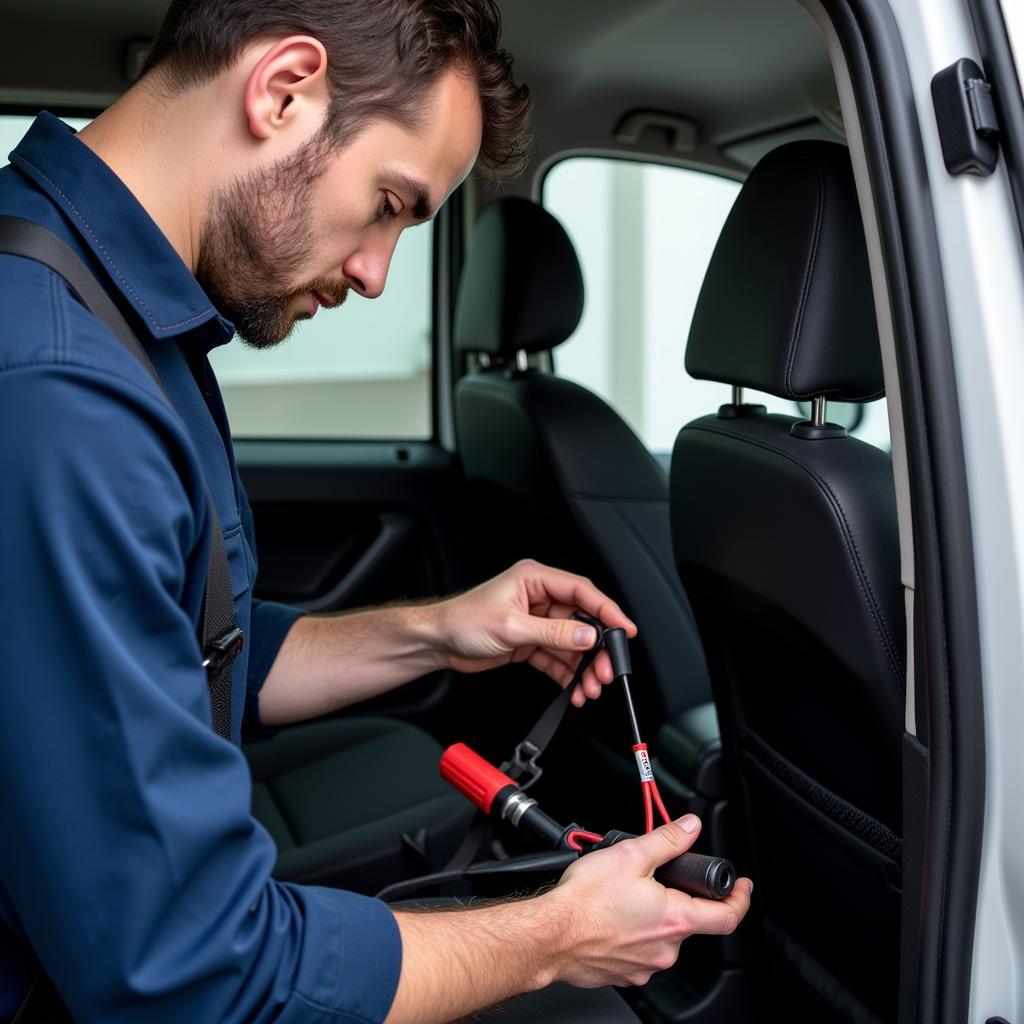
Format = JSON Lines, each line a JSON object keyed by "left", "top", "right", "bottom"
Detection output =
{"left": 237, "top": 439, "right": 473, "bottom": 718}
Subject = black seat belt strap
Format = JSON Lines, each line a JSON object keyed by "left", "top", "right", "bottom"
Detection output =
{"left": 0, "top": 215, "right": 240, "bottom": 740}
{"left": 443, "top": 639, "right": 603, "bottom": 873}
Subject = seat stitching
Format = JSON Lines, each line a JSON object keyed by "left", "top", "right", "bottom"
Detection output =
{"left": 15, "top": 156, "right": 217, "bottom": 331}
{"left": 683, "top": 422, "right": 905, "bottom": 685}
{"left": 783, "top": 158, "right": 826, "bottom": 398}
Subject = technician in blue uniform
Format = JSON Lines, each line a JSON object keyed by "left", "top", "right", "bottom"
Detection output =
{"left": 0, "top": 2, "right": 751, "bottom": 1021}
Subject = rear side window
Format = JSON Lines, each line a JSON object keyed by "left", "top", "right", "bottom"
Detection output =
{"left": 542, "top": 157, "right": 890, "bottom": 452}
{"left": 1, "top": 113, "right": 434, "bottom": 442}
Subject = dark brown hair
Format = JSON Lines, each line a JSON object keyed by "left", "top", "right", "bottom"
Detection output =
{"left": 142, "top": 0, "right": 530, "bottom": 176}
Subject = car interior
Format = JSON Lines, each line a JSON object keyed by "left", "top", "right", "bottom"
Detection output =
{"left": 1, "top": 0, "right": 983, "bottom": 1021}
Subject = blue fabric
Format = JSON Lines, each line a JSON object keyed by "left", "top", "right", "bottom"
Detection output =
{"left": 0, "top": 113, "right": 402, "bottom": 1022}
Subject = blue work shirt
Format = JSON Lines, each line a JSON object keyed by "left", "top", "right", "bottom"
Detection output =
{"left": 0, "top": 113, "right": 402, "bottom": 1022}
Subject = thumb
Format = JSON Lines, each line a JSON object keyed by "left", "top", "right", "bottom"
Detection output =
{"left": 627, "top": 815, "right": 702, "bottom": 871}
{"left": 507, "top": 614, "right": 598, "bottom": 652}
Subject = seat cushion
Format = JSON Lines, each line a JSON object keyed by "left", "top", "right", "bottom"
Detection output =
{"left": 245, "top": 716, "right": 475, "bottom": 895}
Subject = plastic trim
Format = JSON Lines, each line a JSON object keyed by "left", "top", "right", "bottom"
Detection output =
{"left": 803, "top": 2, "right": 986, "bottom": 1022}
{"left": 964, "top": 0, "right": 1024, "bottom": 245}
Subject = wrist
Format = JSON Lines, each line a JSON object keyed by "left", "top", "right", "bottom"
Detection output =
{"left": 529, "top": 886, "right": 581, "bottom": 989}
{"left": 399, "top": 599, "right": 452, "bottom": 672}
{"left": 421, "top": 596, "right": 456, "bottom": 670}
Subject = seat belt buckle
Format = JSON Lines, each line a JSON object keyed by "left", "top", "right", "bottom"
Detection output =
{"left": 202, "top": 625, "right": 245, "bottom": 672}
{"left": 502, "top": 740, "right": 544, "bottom": 791}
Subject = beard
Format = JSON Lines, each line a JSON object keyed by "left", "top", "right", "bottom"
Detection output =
{"left": 196, "top": 137, "right": 349, "bottom": 350}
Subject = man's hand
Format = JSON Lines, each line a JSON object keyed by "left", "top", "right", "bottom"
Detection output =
{"left": 546, "top": 814, "right": 753, "bottom": 988}
{"left": 432, "top": 559, "right": 637, "bottom": 705}
{"left": 386, "top": 814, "right": 752, "bottom": 1023}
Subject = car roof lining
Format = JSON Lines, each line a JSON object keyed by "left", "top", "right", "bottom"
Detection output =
{"left": 0, "top": 0, "right": 843, "bottom": 179}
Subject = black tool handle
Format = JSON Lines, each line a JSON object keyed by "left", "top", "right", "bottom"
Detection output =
{"left": 597, "top": 830, "right": 735, "bottom": 900}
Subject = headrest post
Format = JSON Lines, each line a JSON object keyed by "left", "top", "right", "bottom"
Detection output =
{"left": 811, "top": 396, "right": 828, "bottom": 427}
{"left": 791, "top": 394, "right": 847, "bottom": 440}
{"left": 515, "top": 349, "right": 529, "bottom": 372}
{"left": 732, "top": 385, "right": 744, "bottom": 407}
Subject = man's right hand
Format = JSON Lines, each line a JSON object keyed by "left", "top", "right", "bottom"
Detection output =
{"left": 545, "top": 814, "right": 753, "bottom": 989}
{"left": 386, "top": 813, "right": 751, "bottom": 1023}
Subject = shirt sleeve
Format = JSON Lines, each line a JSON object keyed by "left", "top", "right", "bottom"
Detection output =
{"left": 235, "top": 480, "right": 307, "bottom": 734}
{"left": 0, "top": 356, "right": 401, "bottom": 1023}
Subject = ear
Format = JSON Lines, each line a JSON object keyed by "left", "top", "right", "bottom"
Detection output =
{"left": 243, "top": 36, "right": 329, "bottom": 141}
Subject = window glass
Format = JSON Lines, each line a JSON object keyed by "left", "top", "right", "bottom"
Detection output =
{"left": 2, "top": 113, "right": 433, "bottom": 441}
{"left": 543, "top": 157, "right": 890, "bottom": 452}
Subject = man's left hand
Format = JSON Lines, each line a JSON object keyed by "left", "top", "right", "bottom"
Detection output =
{"left": 432, "top": 559, "right": 637, "bottom": 705}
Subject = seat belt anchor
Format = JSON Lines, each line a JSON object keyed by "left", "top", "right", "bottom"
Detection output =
{"left": 202, "top": 625, "right": 245, "bottom": 672}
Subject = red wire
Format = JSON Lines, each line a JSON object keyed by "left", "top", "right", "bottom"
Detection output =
{"left": 566, "top": 829, "right": 604, "bottom": 851}
{"left": 650, "top": 779, "right": 672, "bottom": 826}
{"left": 642, "top": 782, "right": 654, "bottom": 833}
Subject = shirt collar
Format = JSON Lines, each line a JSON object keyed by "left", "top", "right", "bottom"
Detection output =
{"left": 10, "top": 111, "right": 234, "bottom": 345}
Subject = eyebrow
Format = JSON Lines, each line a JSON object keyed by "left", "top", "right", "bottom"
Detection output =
{"left": 391, "top": 174, "right": 435, "bottom": 221}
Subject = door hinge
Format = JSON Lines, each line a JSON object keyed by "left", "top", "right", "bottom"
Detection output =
{"left": 931, "top": 57, "right": 1001, "bottom": 176}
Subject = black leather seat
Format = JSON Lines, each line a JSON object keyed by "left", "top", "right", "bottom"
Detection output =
{"left": 454, "top": 196, "right": 711, "bottom": 723}
{"left": 670, "top": 142, "right": 905, "bottom": 1021}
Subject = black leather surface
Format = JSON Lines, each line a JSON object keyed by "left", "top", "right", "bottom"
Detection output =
{"left": 457, "top": 369, "right": 712, "bottom": 718}
{"left": 686, "top": 141, "right": 884, "bottom": 402}
{"left": 454, "top": 197, "right": 584, "bottom": 357}
{"left": 672, "top": 413, "right": 904, "bottom": 824}
{"left": 671, "top": 411, "right": 904, "bottom": 1020}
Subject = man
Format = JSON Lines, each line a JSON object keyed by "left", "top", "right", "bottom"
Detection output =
{"left": 0, "top": 1, "right": 751, "bottom": 1021}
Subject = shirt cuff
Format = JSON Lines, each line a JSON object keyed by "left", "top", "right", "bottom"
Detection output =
{"left": 285, "top": 885, "right": 402, "bottom": 1023}
{"left": 244, "top": 599, "right": 305, "bottom": 739}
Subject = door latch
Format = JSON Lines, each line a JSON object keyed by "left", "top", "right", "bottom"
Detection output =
{"left": 932, "top": 57, "right": 1000, "bottom": 176}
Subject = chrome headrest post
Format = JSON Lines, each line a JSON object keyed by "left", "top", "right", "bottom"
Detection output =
{"left": 515, "top": 349, "right": 530, "bottom": 372}
{"left": 811, "top": 396, "right": 828, "bottom": 427}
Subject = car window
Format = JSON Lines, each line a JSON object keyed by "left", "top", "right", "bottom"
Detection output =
{"left": 542, "top": 156, "right": 890, "bottom": 453}
{"left": 1, "top": 113, "right": 434, "bottom": 442}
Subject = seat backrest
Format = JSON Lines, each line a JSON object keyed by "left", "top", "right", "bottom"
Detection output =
{"left": 454, "top": 196, "right": 711, "bottom": 721}
{"left": 670, "top": 141, "right": 905, "bottom": 1021}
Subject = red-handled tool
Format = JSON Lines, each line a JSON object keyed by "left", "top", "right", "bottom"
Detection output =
{"left": 440, "top": 741, "right": 735, "bottom": 901}
{"left": 581, "top": 616, "right": 673, "bottom": 833}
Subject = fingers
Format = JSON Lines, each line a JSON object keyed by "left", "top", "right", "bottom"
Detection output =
{"left": 514, "top": 560, "right": 638, "bottom": 637}
{"left": 623, "top": 815, "right": 703, "bottom": 873}
{"left": 667, "top": 877, "right": 753, "bottom": 938}
{"left": 504, "top": 613, "right": 603, "bottom": 655}
{"left": 525, "top": 646, "right": 613, "bottom": 704}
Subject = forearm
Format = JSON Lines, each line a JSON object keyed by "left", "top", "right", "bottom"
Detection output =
{"left": 386, "top": 894, "right": 566, "bottom": 1024}
{"left": 258, "top": 603, "right": 445, "bottom": 726}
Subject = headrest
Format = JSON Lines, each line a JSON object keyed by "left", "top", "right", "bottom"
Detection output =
{"left": 454, "top": 197, "right": 584, "bottom": 358}
{"left": 686, "top": 141, "right": 884, "bottom": 402}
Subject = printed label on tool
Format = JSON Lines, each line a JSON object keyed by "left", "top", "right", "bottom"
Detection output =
{"left": 634, "top": 747, "right": 654, "bottom": 782}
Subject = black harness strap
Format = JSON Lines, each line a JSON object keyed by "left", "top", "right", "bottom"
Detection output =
{"left": 444, "top": 638, "right": 604, "bottom": 873}
{"left": 0, "top": 216, "right": 241, "bottom": 739}
{"left": 0, "top": 215, "right": 245, "bottom": 1021}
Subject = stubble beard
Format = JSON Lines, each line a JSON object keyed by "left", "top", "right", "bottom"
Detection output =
{"left": 196, "top": 137, "right": 348, "bottom": 350}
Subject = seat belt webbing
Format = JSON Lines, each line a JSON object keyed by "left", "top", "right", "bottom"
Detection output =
{"left": 0, "top": 215, "right": 239, "bottom": 739}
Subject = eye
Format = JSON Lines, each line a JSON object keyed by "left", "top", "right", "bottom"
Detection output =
{"left": 379, "top": 191, "right": 403, "bottom": 222}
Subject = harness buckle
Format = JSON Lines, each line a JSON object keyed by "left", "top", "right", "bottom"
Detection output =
{"left": 202, "top": 626, "right": 245, "bottom": 673}
{"left": 503, "top": 740, "right": 544, "bottom": 791}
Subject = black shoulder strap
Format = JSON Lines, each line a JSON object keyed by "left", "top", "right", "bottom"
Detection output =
{"left": 0, "top": 215, "right": 240, "bottom": 740}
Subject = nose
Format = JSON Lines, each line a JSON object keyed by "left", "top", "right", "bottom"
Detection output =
{"left": 342, "top": 242, "right": 396, "bottom": 300}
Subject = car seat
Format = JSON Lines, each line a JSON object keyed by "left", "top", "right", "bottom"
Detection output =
{"left": 670, "top": 141, "right": 905, "bottom": 1021}
{"left": 454, "top": 196, "right": 711, "bottom": 723}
